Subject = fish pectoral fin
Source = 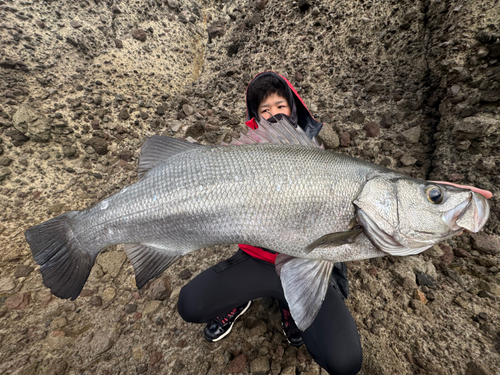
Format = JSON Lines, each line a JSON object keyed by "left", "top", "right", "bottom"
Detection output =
{"left": 124, "top": 243, "right": 181, "bottom": 289}
{"left": 275, "top": 255, "right": 334, "bottom": 331}
{"left": 305, "top": 229, "right": 364, "bottom": 252}
{"left": 138, "top": 135, "right": 205, "bottom": 178}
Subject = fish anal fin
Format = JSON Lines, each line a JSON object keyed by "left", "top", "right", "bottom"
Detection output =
{"left": 124, "top": 243, "right": 181, "bottom": 289}
{"left": 305, "top": 229, "right": 363, "bottom": 252}
{"left": 275, "top": 255, "right": 334, "bottom": 331}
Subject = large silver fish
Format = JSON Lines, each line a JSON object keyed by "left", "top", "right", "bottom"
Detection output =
{"left": 25, "top": 118, "right": 490, "bottom": 330}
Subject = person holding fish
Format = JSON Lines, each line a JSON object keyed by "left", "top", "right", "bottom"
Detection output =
{"left": 177, "top": 71, "right": 363, "bottom": 375}
{"left": 24, "top": 72, "right": 491, "bottom": 375}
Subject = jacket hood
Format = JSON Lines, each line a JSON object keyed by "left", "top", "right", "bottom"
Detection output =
{"left": 245, "top": 71, "right": 323, "bottom": 139}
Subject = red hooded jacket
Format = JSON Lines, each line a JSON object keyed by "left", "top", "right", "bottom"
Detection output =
{"left": 238, "top": 71, "right": 323, "bottom": 263}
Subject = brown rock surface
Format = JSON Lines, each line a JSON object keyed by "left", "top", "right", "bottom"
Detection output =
{"left": 0, "top": 1, "right": 498, "bottom": 374}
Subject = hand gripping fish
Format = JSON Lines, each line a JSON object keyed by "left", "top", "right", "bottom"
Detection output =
{"left": 25, "top": 117, "right": 491, "bottom": 331}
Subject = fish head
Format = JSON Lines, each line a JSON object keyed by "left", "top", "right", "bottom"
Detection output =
{"left": 354, "top": 176, "right": 491, "bottom": 256}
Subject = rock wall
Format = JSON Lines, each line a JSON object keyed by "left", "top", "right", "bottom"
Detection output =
{"left": 0, "top": 0, "right": 499, "bottom": 374}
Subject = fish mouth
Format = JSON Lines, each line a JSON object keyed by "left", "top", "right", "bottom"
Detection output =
{"left": 356, "top": 209, "right": 432, "bottom": 256}
{"left": 442, "top": 192, "right": 490, "bottom": 233}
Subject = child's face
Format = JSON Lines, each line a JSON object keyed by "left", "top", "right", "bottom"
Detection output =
{"left": 257, "top": 93, "right": 291, "bottom": 120}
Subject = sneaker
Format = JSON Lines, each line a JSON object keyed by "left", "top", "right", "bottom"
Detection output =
{"left": 203, "top": 301, "right": 252, "bottom": 342}
{"left": 280, "top": 307, "right": 304, "bottom": 347}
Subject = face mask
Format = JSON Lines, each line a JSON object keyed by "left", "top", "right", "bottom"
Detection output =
{"left": 265, "top": 113, "right": 297, "bottom": 127}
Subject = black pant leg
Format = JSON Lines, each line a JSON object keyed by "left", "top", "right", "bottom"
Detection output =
{"left": 177, "top": 250, "right": 283, "bottom": 323}
{"left": 177, "top": 250, "right": 362, "bottom": 375}
{"left": 301, "top": 284, "right": 362, "bottom": 375}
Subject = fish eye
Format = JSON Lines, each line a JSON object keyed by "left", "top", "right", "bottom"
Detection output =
{"left": 426, "top": 186, "right": 443, "bottom": 204}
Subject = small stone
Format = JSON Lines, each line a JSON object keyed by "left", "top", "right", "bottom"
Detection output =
{"left": 340, "top": 132, "right": 351, "bottom": 147}
{"left": 14, "top": 265, "right": 34, "bottom": 278}
{"left": 402, "top": 125, "right": 421, "bottom": 144}
{"left": 70, "top": 20, "right": 82, "bottom": 29}
{"left": 182, "top": 104, "right": 194, "bottom": 116}
{"left": 178, "top": 269, "right": 192, "bottom": 280}
{"left": 90, "top": 329, "right": 118, "bottom": 355}
{"left": 477, "top": 290, "right": 496, "bottom": 300}
{"left": 149, "top": 352, "right": 163, "bottom": 365}
{"left": 156, "top": 105, "right": 167, "bottom": 116}
{"left": 207, "top": 21, "right": 225, "bottom": 42}
{"left": 118, "top": 107, "right": 130, "bottom": 121}
{"left": 250, "top": 357, "right": 270, "bottom": 374}
{"left": 171, "top": 121, "right": 182, "bottom": 132}
{"left": 400, "top": 155, "right": 417, "bottom": 166}
{"left": 35, "top": 20, "right": 46, "bottom": 29}
{"left": 349, "top": 109, "right": 365, "bottom": 124}
{"left": 102, "top": 287, "right": 116, "bottom": 302}
{"left": 439, "top": 243, "right": 454, "bottom": 265}
{"left": 62, "top": 146, "right": 77, "bottom": 158}
{"left": 5, "top": 293, "right": 30, "bottom": 309}
{"left": 454, "top": 295, "right": 469, "bottom": 309}
{"left": 470, "top": 234, "right": 500, "bottom": 255}
{"left": 453, "top": 248, "right": 470, "bottom": 258}
{"left": 119, "top": 150, "right": 133, "bottom": 162}
{"left": 227, "top": 353, "right": 248, "bottom": 373}
{"left": 443, "top": 269, "right": 464, "bottom": 287}
{"left": 142, "top": 300, "right": 161, "bottom": 315}
{"left": 87, "top": 136, "right": 108, "bottom": 155}
{"left": 416, "top": 271, "right": 436, "bottom": 287}
{"left": 114, "top": 39, "right": 123, "bottom": 49}
{"left": 151, "top": 276, "right": 172, "bottom": 301}
{"left": 0, "top": 277, "right": 16, "bottom": 293}
{"left": 0, "top": 168, "right": 11, "bottom": 182}
{"left": 125, "top": 304, "right": 138, "bottom": 314}
{"left": 132, "top": 29, "right": 147, "bottom": 42}
{"left": 479, "top": 280, "right": 500, "bottom": 297}
{"left": 363, "top": 121, "right": 380, "bottom": 137}
{"left": 89, "top": 296, "right": 102, "bottom": 306}
{"left": 140, "top": 111, "right": 148, "bottom": 120}
{"left": 80, "top": 289, "right": 95, "bottom": 297}
{"left": 184, "top": 122, "right": 205, "bottom": 138}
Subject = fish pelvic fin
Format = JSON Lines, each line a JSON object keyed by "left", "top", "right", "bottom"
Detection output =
{"left": 124, "top": 243, "right": 181, "bottom": 289}
{"left": 24, "top": 211, "right": 98, "bottom": 300}
{"left": 138, "top": 135, "right": 205, "bottom": 179}
{"left": 305, "top": 229, "right": 364, "bottom": 252}
{"left": 223, "top": 116, "right": 324, "bottom": 149}
{"left": 275, "top": 255, "right": 333, "bottom": 331}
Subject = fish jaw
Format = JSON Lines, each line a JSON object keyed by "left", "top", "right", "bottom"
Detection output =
{"left": 444, "top": 192, "right": 490, "bottom": 233}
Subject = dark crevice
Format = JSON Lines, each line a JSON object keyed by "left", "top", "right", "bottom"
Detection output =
{"left": 420, "top": 0, "right": 445, "bottom": 181}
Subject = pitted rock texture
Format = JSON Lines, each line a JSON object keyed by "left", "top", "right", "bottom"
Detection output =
{"left": 0, "top": 0, "right": 499, "bottom": 374}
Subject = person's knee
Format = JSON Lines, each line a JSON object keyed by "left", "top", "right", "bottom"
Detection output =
{"left": 177, "top": 286, "right": 202, "bottom": 323}
{"left": 321, "top": 347, "right": 362, "bottom": 375}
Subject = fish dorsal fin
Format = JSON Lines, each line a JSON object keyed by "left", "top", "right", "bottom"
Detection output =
{"left": 138, "top": 135, "right": 205, "bottom": 179}
{"left": 222, "top": 116, "right": 324, "bottom": 149}
{"left": 124, "top": 243, "right": 181, "bottom": 289}
{"left": 275, "top": 255, "right": 334, "bottom": 331}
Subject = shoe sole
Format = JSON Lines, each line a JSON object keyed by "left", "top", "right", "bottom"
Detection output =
{"left": 206, "top": 301, "right": 252, "bottom": 343}
{"left": 282, "top": 328, "right": 304, "bottom": 347}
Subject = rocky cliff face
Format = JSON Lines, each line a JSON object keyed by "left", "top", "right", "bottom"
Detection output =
{"left": 0, "top": 0, "right": 499, "bottom": 374}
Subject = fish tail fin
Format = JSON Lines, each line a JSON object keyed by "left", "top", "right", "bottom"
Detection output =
{"left": 24, "top": 211, "right": 98, "bottom": 300}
